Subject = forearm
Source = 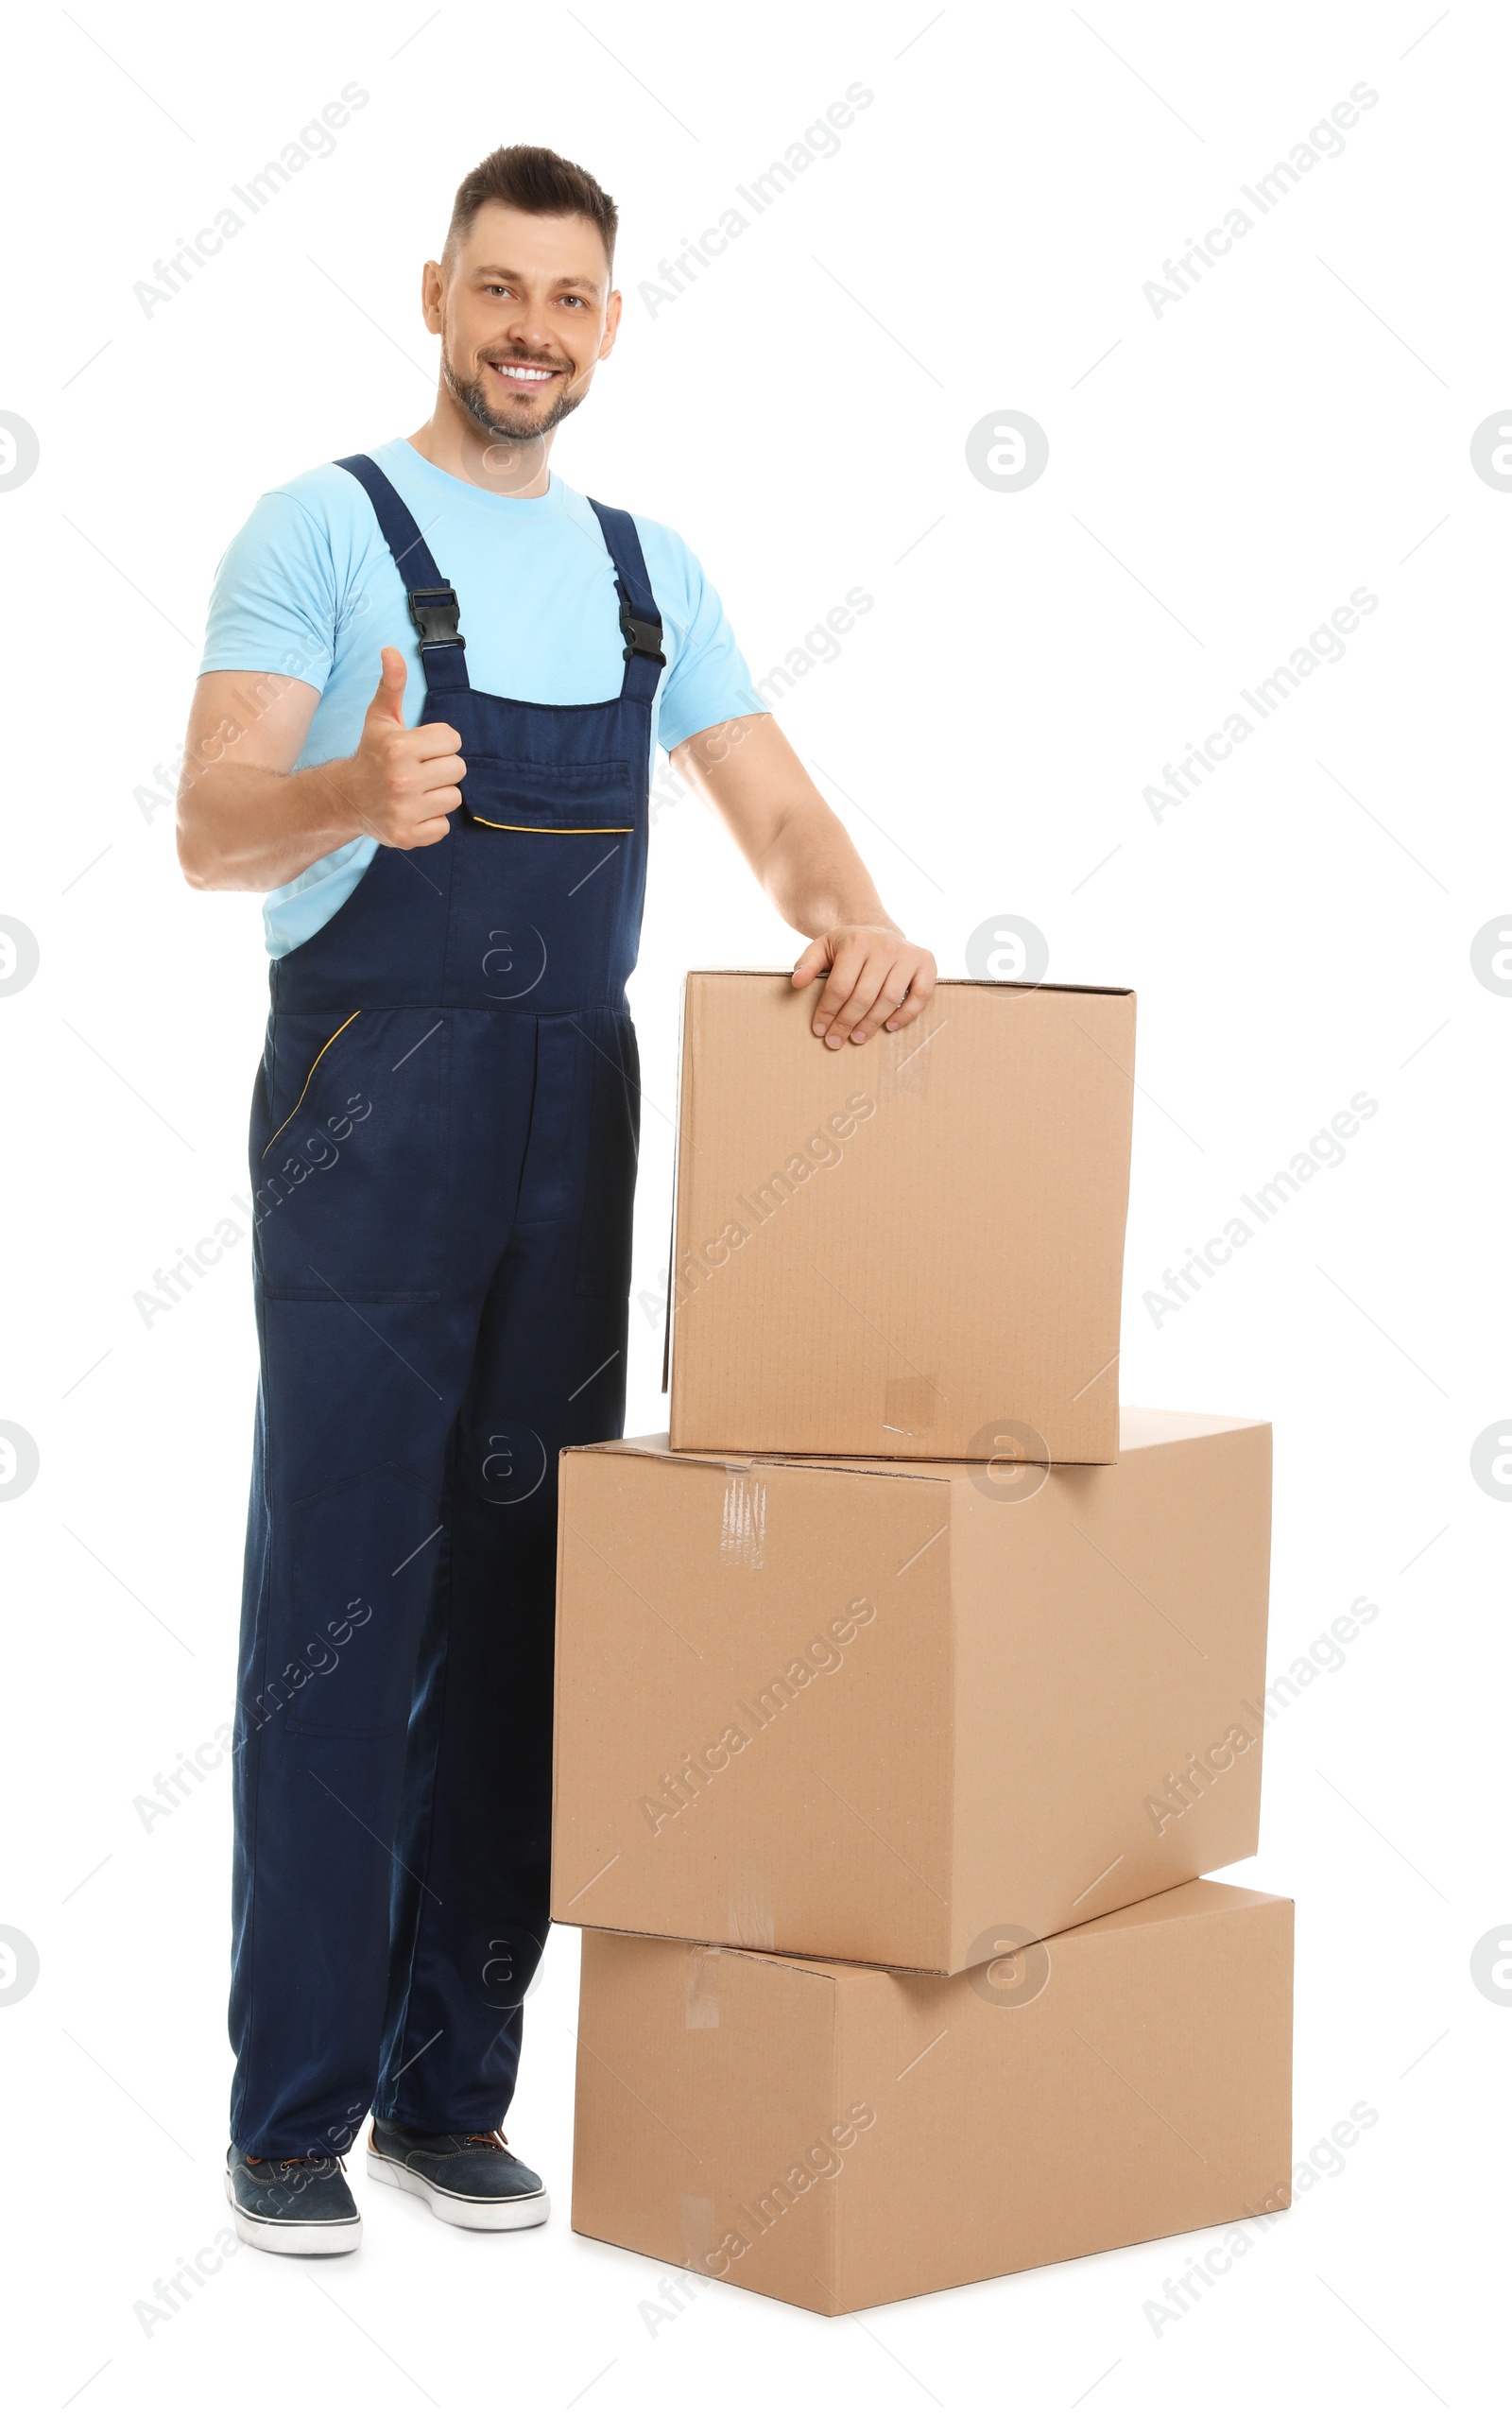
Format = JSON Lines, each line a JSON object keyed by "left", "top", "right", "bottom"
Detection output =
{"left": 177, "top": 757, "right": 365, "bottom": 893}
{"left": 747, "top": 796, "right": 898, "bottom": 940}
{"left": 672, "top": 710, "right": 936, "bottom": 1045}
{"left": 178, "top": 652, "right": 466, "bottom": 891}
{"left": 674, "top": 715, "right": 899, "bottom": 940}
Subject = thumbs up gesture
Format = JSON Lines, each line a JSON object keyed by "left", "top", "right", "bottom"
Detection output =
{"left": 345, "top": 647, "right": 466, "bottom": 849}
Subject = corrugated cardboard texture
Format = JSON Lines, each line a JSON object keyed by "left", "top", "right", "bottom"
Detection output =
{"left": 667, "top": 973, "right": 1135, "bottom": 1462}
{"left": 552, "top": 1412, "right": 1271, "bottom": 1970}
{"left": 571, "top": 1880, "right": 1294, "bottom": 2315}
{"left": 947, "top": 1411, "right": 1272, "bottom": 1965}
{"left": 553, "top": 1441, "right": 956, "bottom": 1968}
{"left": 575, "top": 1933, "right": 841, "bottom": 2311}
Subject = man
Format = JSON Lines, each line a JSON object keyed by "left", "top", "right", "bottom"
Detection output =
{"left": 179, "top": 142, "right": 934, "bottom": 2257}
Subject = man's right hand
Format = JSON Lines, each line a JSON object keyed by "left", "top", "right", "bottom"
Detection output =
{"left": 342, "top": 647, "right": 466, "bottom": 850}
{"left": 176, "top": 650, "right": 466, "bottom": 893}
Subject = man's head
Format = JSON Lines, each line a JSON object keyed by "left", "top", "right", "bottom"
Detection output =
{"left": 422, "top": 145, "right": 621, "bottom": 453}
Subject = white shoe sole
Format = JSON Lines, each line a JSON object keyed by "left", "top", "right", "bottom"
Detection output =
{"left": 223, "top": 2165, "right": 362, "bottom": 2255}
{"left": 366, "top": 2148, "right": 550, "bottom": 2231}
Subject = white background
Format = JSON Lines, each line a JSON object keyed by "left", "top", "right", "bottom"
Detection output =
{"left": 1, "top": 2, "right": 1506, "bottom": 2411}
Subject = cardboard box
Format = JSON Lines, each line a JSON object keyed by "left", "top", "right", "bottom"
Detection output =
{"left": 552, "top": 1408, "right": 1272, "bottom": 1971}
{"left": 666, "top": 972, "right": 1136, "bottom": 1462}
{"left": 572, "top": 1879, "right": 1294, "bottom": 2315}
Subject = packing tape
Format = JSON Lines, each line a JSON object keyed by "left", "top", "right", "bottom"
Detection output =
{"left": 719, "top": 1469, "right": 766, "bottom": 1570}
{"left": 729, "top": 1884, "right": 775, "bottom": 1951}
{"left": 884, "top": 1374, "right": 940, "bottom": 1437}
{"left": 680, "top": 2193, "right": 716, "bottom": 2268}
{"left": 685, "top": 1944, "right": 721, "bottom": 2029}
{"left": 875, "top": 1012, "right": 938, "bottom": 1100}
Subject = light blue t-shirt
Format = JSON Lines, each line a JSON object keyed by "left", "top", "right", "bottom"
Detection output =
{"left": 198, "top": 438, "right": 762, "bottom": 956}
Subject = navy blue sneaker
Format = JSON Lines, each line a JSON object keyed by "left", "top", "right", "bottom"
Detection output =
{"left": 224, "top": 2146, "right": 362, "bottom": 2255}
{"left": 367, "top": 2120, "right": 549, "bottom": 2231}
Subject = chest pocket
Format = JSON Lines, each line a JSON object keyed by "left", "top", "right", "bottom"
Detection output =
{"left": 461, "top": 757, "right": 634, "bottom": 835}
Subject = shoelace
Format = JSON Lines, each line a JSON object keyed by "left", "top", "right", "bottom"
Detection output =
{"left": 246, "top": 2151, "right": 345, "bottom": 2173}
{"left": 464, "top": 2128, "right": 509, "bottom": 2150}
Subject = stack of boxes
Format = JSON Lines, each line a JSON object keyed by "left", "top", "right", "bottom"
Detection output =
{"left": 552, "top": 973, "right": 1293, "bottom": 2316}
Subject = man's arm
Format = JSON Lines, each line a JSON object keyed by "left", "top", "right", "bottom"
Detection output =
{"left": 670, "top": 713, "right": 936, "bottom": 1047}
{"left": 176, "top": 648, "right": 466, "bottom": 891}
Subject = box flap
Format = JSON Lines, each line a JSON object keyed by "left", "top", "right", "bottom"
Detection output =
{"left": 567, "top": 1433, "right": 954, "bottom": 1485}
{"left": 683, "top": 967, "right": 1134, "bottom": 998}
{"left": 1118, "top": 1406, "right": 1270, "bottom": 1451}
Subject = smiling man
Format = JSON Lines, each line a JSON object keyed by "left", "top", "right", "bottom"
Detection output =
{"left": 178, "top": 143, "right": 934, "bottom": 2258}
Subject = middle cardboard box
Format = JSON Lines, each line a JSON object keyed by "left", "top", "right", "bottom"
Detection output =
{"left": 552, "top": 1407, "right": 1272, "bottom": 1973}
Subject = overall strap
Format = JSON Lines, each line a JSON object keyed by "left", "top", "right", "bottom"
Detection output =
{"left": 587, "top": 498, "right": 665, "bottom": 704}
{"left": 335, "top": 454, "right": 472, "bottom": 694}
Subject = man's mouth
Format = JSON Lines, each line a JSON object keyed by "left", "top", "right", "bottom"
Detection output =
{"left": 487, "top": 358, "right": 566, "bottom": 394}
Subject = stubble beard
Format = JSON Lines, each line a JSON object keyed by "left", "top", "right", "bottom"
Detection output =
{"left": 440, "top": 347, "right": 585, "bottom": 449}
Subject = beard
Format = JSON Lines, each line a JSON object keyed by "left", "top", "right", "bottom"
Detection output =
{"left": 440, "top": 346, "right": 585, "bottom": 447}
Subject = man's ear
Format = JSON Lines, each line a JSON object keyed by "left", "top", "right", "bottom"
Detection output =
{"left": 599, "top": 286, "right": 623, "bottom": 359}
{"left": 420, "top": 257, "right": 446, "bottom": 337}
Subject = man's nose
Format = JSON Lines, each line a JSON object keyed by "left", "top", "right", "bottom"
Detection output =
{"left": 503, "top": 307, "right": 563, "bottom": 358}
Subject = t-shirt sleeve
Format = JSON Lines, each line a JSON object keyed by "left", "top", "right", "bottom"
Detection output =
{"left": 198, "top": 490, "right": 342, "bottom": 692}
{"left": 650, "top": 529, "right": 766, "bottom": 753}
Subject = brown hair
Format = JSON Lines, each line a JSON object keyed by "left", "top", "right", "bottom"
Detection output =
{"left": 445, "top": 145, "right": 618, "bottom": 268}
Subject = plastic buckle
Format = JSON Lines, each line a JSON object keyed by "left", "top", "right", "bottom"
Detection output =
{"left": 619, "top": 597, "right": 666, "bottom": 666}
{"left": 408, "top": 585, "right": 465, "bottom": 650}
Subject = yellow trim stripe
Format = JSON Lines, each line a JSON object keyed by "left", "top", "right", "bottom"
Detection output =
{"left": 261, "top": 1010, "right": 361, "bottom": 1160}
{"left": 470, "top": 819, "right": 632, "bottom": 834}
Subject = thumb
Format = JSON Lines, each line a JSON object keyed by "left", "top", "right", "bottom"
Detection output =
{"left": 365, "top": 646, "right": 408, "bottom": 727}
{"left": 791, "top": 934, "right": 833, "bottom": 990}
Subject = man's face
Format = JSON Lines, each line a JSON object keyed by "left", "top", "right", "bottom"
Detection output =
{"left": 424, "top": 202, "right": 620, "bottom": 446}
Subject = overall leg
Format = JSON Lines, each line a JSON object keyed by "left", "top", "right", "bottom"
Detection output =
{"left": 231, "top": 997, "right": 543, "bottom": 2157}
{"left": 377, "top": 1010, "right": 639, "bottom": 2130}
{"left": 231, "top": 1289, "right": 483, "bottom": 2158}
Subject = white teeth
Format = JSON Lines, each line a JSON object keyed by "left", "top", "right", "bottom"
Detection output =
{"left": 495, "top": 364, "right": 552, "bottom": 381}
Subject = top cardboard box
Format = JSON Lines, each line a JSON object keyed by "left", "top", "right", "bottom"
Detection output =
{"left": 667, "top": 973, "right": 1136, "bottom": 1462}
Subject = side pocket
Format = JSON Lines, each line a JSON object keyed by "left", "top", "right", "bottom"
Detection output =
{"left": 275, "top": 1463, "right": 444, "bottom": 1739}
{"left": 254, "top": 1009, "right": 448, "bottom": 1302}
{"left": 261, "top": 1012, "right": 362, "bottom": 1164}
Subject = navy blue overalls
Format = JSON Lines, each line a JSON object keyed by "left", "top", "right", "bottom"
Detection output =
{"left": 230, "top": 455, "right": 659, "bottom": 2159}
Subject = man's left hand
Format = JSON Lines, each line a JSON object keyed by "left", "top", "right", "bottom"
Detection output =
{"left": 791, "top": 926, "right": 937, "bottom": 1048}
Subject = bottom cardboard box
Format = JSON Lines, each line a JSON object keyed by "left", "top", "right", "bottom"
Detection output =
{"left": 573, "top": 1878, "right": 1293, "bottom": 2315}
